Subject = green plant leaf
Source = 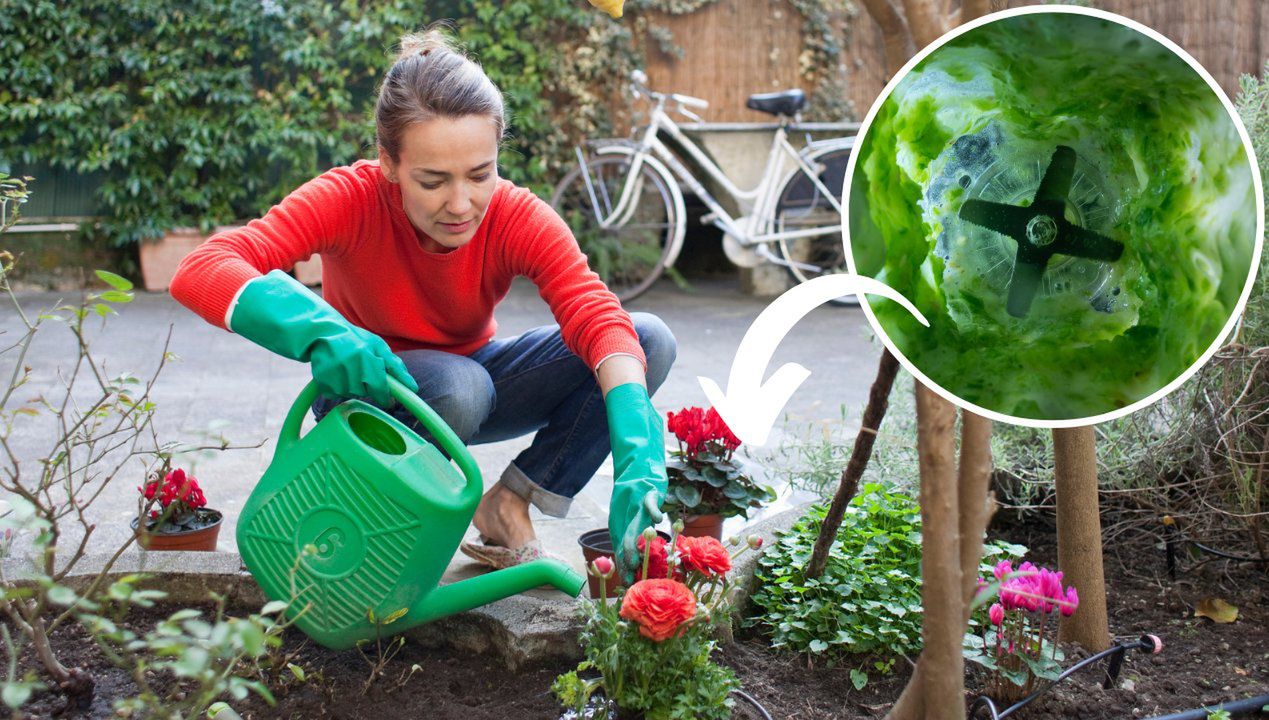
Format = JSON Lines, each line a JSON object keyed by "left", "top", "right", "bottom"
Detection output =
{"left": 45, "top": 584, "right": 77, "bottom": 606}
{"left": 850, "top": 669, "right": 867, "bottom": 690}
{"left": 261, "top": 600, "right": 288, "bottom": 615}
{"left": 95, "top": 270, "right": 133, "bottom": 291}
{"left": 173, "top": 646, "right": 210, "bottom": 677}
{"left": 99, "top": 290, "right": 133, "bottom": 303}
{"left": 1, "top": 682, "right": 34, "bottom": 709}
{"left": 673, "top": 483, "right": 702, "bottom": 508}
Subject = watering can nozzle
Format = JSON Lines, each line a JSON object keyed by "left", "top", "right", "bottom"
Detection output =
{"left": 407, "top": 558, "right": 586, "bottom": 627}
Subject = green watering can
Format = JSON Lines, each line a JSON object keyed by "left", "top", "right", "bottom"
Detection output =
{"left": 237, "top": 377, "right": 585, "bottom": 650}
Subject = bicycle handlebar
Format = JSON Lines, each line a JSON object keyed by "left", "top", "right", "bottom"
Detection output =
{"left": 629, "top": 71, "right": 711, "bottom": 119}
{"left": 671, "top": 93, "right": 709, "bottom": 109}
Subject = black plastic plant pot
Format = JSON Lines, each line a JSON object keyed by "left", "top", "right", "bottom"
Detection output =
{"left": 577, "top": 528, "right": 671, "bottom": 599}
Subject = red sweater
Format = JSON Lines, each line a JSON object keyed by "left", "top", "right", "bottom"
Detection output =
{"left": 170, "top": 160, "right": 645, "bottom": 370}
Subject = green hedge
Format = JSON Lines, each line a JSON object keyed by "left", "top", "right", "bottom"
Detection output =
{"left": 0, "top": 0, "right": 640, "bottom": 247}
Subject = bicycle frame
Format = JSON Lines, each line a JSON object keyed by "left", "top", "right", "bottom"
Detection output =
{"left": 595, "top": 96, "right": 845, "bottom": 249}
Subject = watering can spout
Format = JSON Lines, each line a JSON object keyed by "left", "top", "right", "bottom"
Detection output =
{"left": 407, "top": 558, "right": 586, "bottom": 627}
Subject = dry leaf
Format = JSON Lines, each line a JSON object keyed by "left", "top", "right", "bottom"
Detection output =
{"left": 1194, "top": 596, "right": 1239, "bottom": 623}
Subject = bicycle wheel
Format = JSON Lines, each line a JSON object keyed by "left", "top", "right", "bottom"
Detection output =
{"left": 551, "top": 153, "right": 679, "bottom": 303}
{"left": 774, "top": 144, "right": 856, "bottom": 306}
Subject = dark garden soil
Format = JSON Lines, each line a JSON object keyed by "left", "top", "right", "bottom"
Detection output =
{"left": 14, "top": 519, "right": 1267, "bottom": 720}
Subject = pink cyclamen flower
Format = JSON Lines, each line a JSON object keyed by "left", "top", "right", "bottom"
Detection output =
{"left": 989, "top": 603, "right": 1005, "bottom": 627}
{"left": 1038, "top": 568, "right": 1064, "bottom": 614}
{"left": 993, "top": 560, "right": 1013, "bottom": 580}
{"left": 1060, "top": 586, "right": 1079, "bottom": 617}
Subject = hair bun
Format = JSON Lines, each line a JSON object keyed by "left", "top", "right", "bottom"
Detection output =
{"left": 396, "top": 28, "right": 455, "bottom": 64}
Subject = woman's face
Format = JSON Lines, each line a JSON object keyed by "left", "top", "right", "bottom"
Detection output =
{"left": 380, "top": 115, "right": 499, "bottom": 253}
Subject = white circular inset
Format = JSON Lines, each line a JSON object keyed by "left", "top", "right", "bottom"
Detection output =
{"left": 841, "top": 5, "right": 1264, "bottom": 427}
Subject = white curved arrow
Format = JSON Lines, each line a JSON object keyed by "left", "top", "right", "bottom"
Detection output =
{"left": 698, "top": 274, "right": 928, "bottom": 446}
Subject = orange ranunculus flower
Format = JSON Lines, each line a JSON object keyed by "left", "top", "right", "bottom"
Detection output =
{"left": 676, "top": 535, "right": 732, "bottom": 576}
{"left": 619, "top": 579, "right": 696, "bottom": 642}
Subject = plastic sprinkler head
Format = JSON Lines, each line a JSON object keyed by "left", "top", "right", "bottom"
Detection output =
{"left": 958, "top": 145, "right": 1124, "bottom": 318}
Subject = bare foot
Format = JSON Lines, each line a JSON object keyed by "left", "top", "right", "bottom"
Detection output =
{"left": 472, "top": 483, "right": 537, "bottom": 549}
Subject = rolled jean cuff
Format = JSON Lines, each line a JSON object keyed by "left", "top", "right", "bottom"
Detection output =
{"left": 498, "top": 463, "right": 572, "bottom": 518}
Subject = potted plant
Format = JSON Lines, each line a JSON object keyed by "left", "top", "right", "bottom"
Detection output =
{"left": 132, "top": 466, "right": 223, "bottom": 551}
{"left": 662, "top": 406, "right": 774, "bottom": 539}
{"left": 577, "top": 528, "right": 672, "bottom": 599}
{"left": 554, "top": 526, "right": 770, "bottom": 719}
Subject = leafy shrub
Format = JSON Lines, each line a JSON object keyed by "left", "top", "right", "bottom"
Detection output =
{"left": 746, "top": 485, "right": 1025, "bottom": 687}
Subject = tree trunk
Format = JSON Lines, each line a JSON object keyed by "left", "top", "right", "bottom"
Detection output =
{"left": 860, "top": 0, "right": 917, "bottom": 76}
{"left": 900, "top": 0, "right": 949, "bottom": 50}
{"left": 914, "top": 385, "right": 964, "bottom": 720}
{"left": 1052, "top": 426, "right": 1110, "bottom": 652}
{"left": 957, "top": 412, "right": 995, "bottom": 608}
{"left": 959, "top": 0, "right": 992, "bottom": 24}
{"left": 886, "top": 410, "right": 995, "bottom": 720}
{"left": 806, "top": 350, "right": 900, "bottom": 579}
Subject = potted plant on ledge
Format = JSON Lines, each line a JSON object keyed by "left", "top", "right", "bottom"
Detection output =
{"left": 663, "top": 406, "right": 774, "bottom": 540}
{"left": 132, "top": 466, "right": 222, "bottom": 551}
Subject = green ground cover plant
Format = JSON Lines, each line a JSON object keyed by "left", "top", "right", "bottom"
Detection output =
{"left": 746, "top": 485, "right": 1025, "bottom": 689}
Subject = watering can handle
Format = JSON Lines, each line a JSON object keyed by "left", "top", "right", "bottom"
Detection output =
{"left": 278, "top": 377, "right": 483, "bottom": 494}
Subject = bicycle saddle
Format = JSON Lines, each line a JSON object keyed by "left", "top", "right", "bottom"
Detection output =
{"left": 746, "top": 89, "right": 806, "bottom": 117}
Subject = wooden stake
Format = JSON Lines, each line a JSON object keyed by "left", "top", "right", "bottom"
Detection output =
{"left": 805, "top": 350, "right": 900, "bottom": 579}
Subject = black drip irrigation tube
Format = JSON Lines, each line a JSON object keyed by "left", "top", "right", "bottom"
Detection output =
{"left": 970, "top": 634, "right": 1163, "bottom": 719}
{"left": 1165, "top": 532, "right": 1269, "bottom": 580}
{"left": 731, "top": 689, "right": 773, "bottom": 720}
{"left": 1144, "top": 695, "right": 1269, "bottom": 720}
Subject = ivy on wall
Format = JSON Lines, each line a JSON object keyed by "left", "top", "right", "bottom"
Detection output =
{"left": 0, "top": 0, "right": 641, "bottom": 247}
{"left": 0, "top": 0, "right": 847, "bottom": 249}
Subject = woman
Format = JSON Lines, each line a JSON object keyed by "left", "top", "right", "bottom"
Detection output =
{"left": 170, "top": 29, "right": 675, "bottom": 579}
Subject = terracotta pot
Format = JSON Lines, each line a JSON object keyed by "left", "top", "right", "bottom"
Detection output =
{"left": 577, "top": 528, "right": 671, "bottom": 599}
{"left": 680, "top": 513, "right": 724, "bottom": 540}
{"left": 131, "top": 509, "right": 223, "bottom": 551}
{"left": 139, "top": 225, "right": 242, "bottom": 292}
{"left": 139, "top": 228, "right": 206, "bottom": 292}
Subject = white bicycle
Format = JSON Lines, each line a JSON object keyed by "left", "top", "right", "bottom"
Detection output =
{"left": 551, "top": 70, "right": 856, "bottom": 303}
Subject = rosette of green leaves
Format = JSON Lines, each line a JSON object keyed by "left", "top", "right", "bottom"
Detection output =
{"left": 662, "top": 452, "right": 775, "bottom": 520}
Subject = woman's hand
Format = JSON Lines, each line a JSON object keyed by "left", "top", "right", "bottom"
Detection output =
{"left": 602, "top": 378, "right": 668, "bottom": 582}
{"left": 229, "top": 270, "right": 418, "bottom": 407}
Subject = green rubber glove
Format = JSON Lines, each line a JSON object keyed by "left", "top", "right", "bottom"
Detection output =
{"left": 228, "top": 270, "right": 418, "bottom": 407}
{"left": 605, "top": 382, "right": 668, "bottom": 583}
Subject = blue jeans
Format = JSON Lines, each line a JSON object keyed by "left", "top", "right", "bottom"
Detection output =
{"left": 313, "top": 312, "right": 677, "bottom": 517}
